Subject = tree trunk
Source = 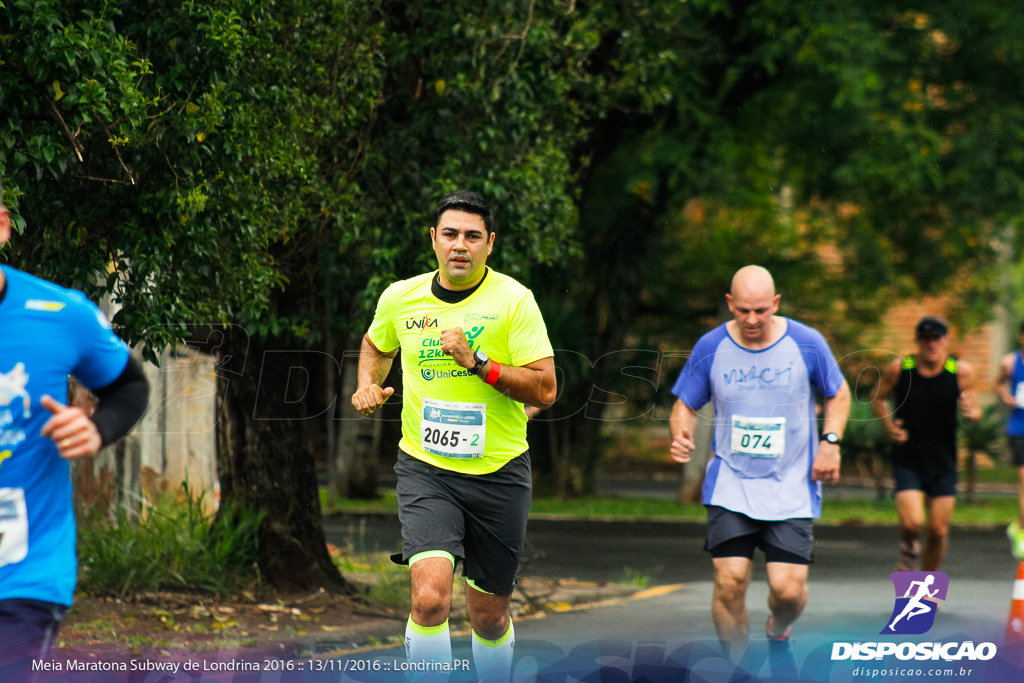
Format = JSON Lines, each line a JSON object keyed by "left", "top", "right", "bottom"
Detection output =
{"left": 335, "top": 336, "right": 382, "bottom": 499}
{"left": 216, "top": 326, "right": 353, "bottom": 594}
{"left": 530, "top": 394, "right": 605, "bottom": 499}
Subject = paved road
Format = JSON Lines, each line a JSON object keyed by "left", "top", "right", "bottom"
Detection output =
{"left": 325, "top": 514, "right": 1024, "bottom": 682}
{"left": 325, "top": 512, "right": 1019, "bottom": 583}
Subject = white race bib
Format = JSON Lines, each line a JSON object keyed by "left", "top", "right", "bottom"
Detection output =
{"left": 731, "top": 415, "right": 786, "bottom": 458}
{"left": 1015, "top": 382, "right": 1024, "bottom": 409}
{"left": 421, "top": 398, "right": 487, "bottom": 458}
{"left": 0, "top": 487, "right": 29, "bottom": 568}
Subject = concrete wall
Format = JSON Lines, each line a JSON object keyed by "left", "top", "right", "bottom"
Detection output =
{"left": 74, "top": 344, "right": 219, "bottom": 517}
{"left": 136, "top": 345, "right": 219, "bottom": 505}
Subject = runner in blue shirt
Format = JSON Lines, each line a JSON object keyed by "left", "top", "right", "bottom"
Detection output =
{"left": 995, "top": 321, "right": 1024, "bottom": 559}
{"left": 669, "top": 265, "right": 850, "bottom": 655}
{"left": 0, "top": 189, "right": 150, "bottom": 676}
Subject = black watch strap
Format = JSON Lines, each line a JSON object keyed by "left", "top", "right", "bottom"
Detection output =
{"left": 469, "top": 350, "right": 487, "bottom": 376}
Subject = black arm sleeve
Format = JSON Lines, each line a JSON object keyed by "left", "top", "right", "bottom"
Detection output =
{"left": 90, "top": 356, "right": 150, "bottom": 447}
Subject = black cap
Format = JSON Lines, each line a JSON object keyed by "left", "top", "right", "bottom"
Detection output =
{"left": 915, "top": 316, "right": 948, "bottom": 340}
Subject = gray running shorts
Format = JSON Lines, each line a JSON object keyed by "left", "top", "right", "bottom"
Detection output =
{"left": 704, "top": 505, "right": 814, "bottom": 564}
{"left": 391, "top": 450, "right": 531, "bottom": 596}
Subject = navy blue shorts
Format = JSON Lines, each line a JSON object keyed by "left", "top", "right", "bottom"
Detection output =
{"left": 892, "top": 465, "right": 957, "bottom": 497}
{"left": 704, "top": 506, "right": 814, "bottom": 564}
{"left": 392, "top": 450, "right": 532, "bottom": 596}
{"left": 0, "top": 598, "right": 66, "bottom": 679}
{"left": 1009, "top": 436, "right": 1024, "bottom": 468}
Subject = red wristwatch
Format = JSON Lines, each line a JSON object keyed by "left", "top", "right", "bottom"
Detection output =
{"left": 483, "top": 360, "right": 502, "bottom": 386}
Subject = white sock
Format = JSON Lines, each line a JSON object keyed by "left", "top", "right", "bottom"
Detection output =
{"left": 405, "top": 617, "right": 452, "bottom": 682}
{"left": 472, "top": 619, "right": 514, "bottom": 683}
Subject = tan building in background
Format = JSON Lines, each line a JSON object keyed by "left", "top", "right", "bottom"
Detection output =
{"left": 875, "top": 294, "right": 1007, "bottom": 400}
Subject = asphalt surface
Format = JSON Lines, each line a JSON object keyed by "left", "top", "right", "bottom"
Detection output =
{"left": 325, "top": 512, "right": 1019, "bottom": 584}
{"left": 324, "top": 513, "right": 1024, "bottom": 682}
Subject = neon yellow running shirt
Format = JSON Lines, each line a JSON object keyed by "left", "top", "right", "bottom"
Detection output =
{"left": 367, "top": 269, "right": 553, "bottom": 474}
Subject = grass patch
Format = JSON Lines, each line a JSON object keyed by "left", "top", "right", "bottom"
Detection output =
{"left": 971, "top": 466, "right": 1019, "bottom": 485}
{"left": 327, "top": 487, "right": 1018, "bottom": 526}
{"left": 823, "top": 497, "right": 1018, "bottom": 525}
{"left": 529, "top": 497, "right": 705, "bottom": 519}
{"left": 78, "top": 484, "right": 266, "bottom": 598}
{"left": 322, "top": 488, "right": 398, "bottom": 514}
{"left": 619, "top": 568, "right": 650, "bottom": 588}
{"left": 327, "top": 547, "right": 411, "bottom": 611}
{"left": 363, "top": 573, "right": 412, "bottom": 611}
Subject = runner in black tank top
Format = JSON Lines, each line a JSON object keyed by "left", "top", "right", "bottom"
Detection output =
{"left": 891, "top": 355, "right": 960, "bottom": 476}
{"left": 871, "top": 316, "right": 980, "bottom": 573}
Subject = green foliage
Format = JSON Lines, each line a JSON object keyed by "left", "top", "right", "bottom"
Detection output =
{"left": 6, "top": 0, "right": 1024, "bottom": 536}
{"left": 618, "top": 568, "right": 650, "bottom": 589}
{"left": 1, "top": 0, "right": 385, "bottom": 354}
{"left": 78, "top": 485, "right": 266, "bottom": 598}
{"left": 6, "top": 0, "right": 1014, "bottom": 363}
{"left": 361, "top": 572, "right": 411, "bottom": 611}
{"left": 841, "top": 398, "right": 890, "bottom": 462}
{"left": 962, "top": 402, "right": 1006, "bottom": 456}
{"left": 357, "top": 0, "right": 590, "bottom": 298}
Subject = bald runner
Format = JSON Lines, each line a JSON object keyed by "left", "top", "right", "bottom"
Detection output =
{"left": 669, "top": 265, "right": 850, "bottom": 654}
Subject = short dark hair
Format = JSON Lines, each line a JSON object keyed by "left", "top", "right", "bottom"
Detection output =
{"left": 433, "top": 190, "right": 494, "bottom": 234}
{"left": 1018, "top": 320, "right": 1024, "bottom": 336}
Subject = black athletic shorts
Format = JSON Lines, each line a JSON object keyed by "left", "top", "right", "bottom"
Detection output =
{"left": 391, "top": 450, "right": 531, "bottom": 596}
{"left": 1009, "top": 436, "right": 1024, "bottom": 468}
{"left": 892, "top": 465, "right": 957, "bottom": 497}
{"left": 0, "top": 598, "right": 66, "bottom": 679}
{"left": 704, "top": 505, "right": 814, "bottom": 564}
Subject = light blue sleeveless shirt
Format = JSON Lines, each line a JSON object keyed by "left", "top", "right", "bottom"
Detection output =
{"left": 672, "top": 318, "right": 844, "bottom": 520}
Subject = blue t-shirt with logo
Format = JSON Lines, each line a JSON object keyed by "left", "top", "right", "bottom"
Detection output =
{"left": 1007, "top": 351, "right": 1024, "bottom": 438}
{"left": 0, "top": 265, "right": 130, "bottom": 605}
{"left": 672, "top": 318, "right": 844, "bottom": 520}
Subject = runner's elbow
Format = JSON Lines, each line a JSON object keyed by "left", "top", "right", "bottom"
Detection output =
{"left": 537, "top": 382, "right": 557, "bottom": 410}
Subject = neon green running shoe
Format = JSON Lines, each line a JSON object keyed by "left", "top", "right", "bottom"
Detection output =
{"left": 1007, "top": 522, "right": 1024, "bottom": 560}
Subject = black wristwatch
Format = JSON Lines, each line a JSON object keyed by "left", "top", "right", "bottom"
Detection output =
{"left": 821, "top": 432, "right": 840, "bottom": 445}
{"left": 469, "top": 349, "right": 489, "bottom": 376}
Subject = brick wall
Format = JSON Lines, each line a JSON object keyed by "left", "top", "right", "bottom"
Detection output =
{"left": 875, "top": 294, "right": 1003, "bottom": 398}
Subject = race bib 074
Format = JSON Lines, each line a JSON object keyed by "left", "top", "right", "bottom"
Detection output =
{"left": 730, "top": 415, "right": 786, "bottom": 458}
{"left": 421, "top": 398, "right": 487, "bottom": 458}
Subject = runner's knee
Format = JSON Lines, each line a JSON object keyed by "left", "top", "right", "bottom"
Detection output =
{"left": 899, "top": 522, "right": 921, "bottom": 540}
{"left": 714, "top": 573, "right": 749, "bottom": 605}
{"left": 411, "top": 588, "right": 450, "bottom": 625}
{"left": 469, "top": 608, "right": 509, "bottom": 640}
{"left": 410, "top": 569, "right": 454, "bottom": 625}
{"left": 769, "top": 581, "right": 806, "bottom": 608}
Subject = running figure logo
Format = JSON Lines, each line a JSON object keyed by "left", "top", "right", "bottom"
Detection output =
{"left": 882, "top": 571, "right": 949, "bottom": 635}
{"left": 0, "top": 363, "right": 31, "bottom": 419}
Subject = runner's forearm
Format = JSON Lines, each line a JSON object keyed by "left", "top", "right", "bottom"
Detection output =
{"left": 822, "top": 380, "right": 851, "bottom": 438}
{"left": 481, "top": 358, "right": 556, "bottom": 409}
{"left": 670, "top": 399, "right": 699, "bottom": 438}
{"left": 357, "top": 334, "right": 396, "bottom": 389}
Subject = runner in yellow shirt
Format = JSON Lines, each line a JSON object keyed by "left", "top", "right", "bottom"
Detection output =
{"left": 352, "top": 190, "right": 556, "bottom": 681}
